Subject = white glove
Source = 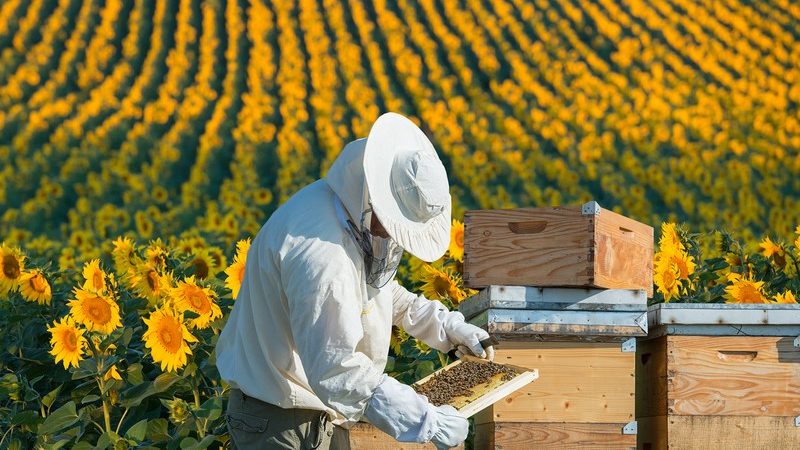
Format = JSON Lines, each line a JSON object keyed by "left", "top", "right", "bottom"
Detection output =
{"left": 364, "top": 374, "right": 468, "bottom": 444}
{"left": 444, "top": 314, "right": 495, "bottom": 361}
{"left": 430, "top": 405, "right": 468, "bottom": 449}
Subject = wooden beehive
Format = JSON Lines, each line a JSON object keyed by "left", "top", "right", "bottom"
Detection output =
{"left": 637, "top": 304, "right": 800, "bottom": 449}
{"left": 349, "top": 423, "right": 464, "bottom": 449}
{"left": 462, "top": 286, "right": 646, "bottom": 449}
{"left": 464, "top": 202, "right": 654, "bottom": 297}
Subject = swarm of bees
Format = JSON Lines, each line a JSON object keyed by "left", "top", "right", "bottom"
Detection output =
{"left": 413, "top": 360, "right": 517, "bottom": 407}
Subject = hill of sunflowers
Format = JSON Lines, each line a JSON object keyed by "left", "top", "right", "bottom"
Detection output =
{"left": 1, "top": 0, "right": 800, "bottom": 448}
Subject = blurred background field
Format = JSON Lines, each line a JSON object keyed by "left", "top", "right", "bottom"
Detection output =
{"left": 1, "top": 0, "right": 799, "bottom": 259}
{"left": 1, "top": 0, "right": 800, "bottom": 448}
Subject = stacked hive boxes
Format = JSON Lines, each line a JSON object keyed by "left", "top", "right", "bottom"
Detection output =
{"left": 461, "top": 202, "right": 654, "bottom": 449}
{"left": 637, "top": 303, "right": 800, "bottom": 449}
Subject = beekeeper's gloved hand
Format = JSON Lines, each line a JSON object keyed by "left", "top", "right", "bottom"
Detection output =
{"left": 364, "top": 375, "right": 468, "bottom": 447}
{"left": 443, "top": 313, "right": 495, "bottom": 361}
{"left": 430, "top": 405, "right": 468, "bottom": 449}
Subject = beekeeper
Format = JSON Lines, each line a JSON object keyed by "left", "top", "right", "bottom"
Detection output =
{"left": 216, "top": 112, "right": 494, "bottom": 449}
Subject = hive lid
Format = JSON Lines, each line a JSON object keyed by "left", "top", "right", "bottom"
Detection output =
{"left": 648, "top": 303, "right": 800, "bottom": 337}
{"left": 412, "top": 356, "right": 539, "bottom": 418}
{"left": 459, "top": 285, "right": 647, "bottom": 320}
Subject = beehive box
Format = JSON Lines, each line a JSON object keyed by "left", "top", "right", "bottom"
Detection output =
{"left": 462, "top": 286, "right": 647, "bottom": 449}
{"left": 637, "top": 304, "right": 800, "bottom": 449}
{"left": 463, "top": 202, "right": 654, "bottom": 297}
{"left": 349, "top": 423, "right": 464, "bottom": 449}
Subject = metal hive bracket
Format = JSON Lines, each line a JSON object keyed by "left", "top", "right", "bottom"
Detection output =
{"left": 622, "top": 421, "right": 637, "bottom": 435}
{"left": 581, "top": 201, "right": 601, "bottom": 216}
{"left": 621, "top": 338, "right": 636, "bottom": 353}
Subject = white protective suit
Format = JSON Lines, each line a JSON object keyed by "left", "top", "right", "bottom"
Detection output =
{"left": 215, "top": 138, "right": 480, "bottom": 443}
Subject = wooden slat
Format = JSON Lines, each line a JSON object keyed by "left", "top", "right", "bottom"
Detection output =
{"left": 635, "top": 415, "right": 667, "bottom": 450}
{"left": 348, "top": 423, "right": 463, "bottom": 449}
{"left": 636, "top": 336, "right": 668, "bottom": 418}
{"left": 593, "top": 209, "right": 654, "bottom": 297}
{"left": 667, "top": 336, "right": 800, "bottom": 416}
{"left": 475, "top": 422, "right": 636, "bottom": 449}
{"left": 638, "top": 415, "right": 800, "bottom": 450}
{"left": 475, "top": 342, "right": 635, "bottom": 424}
{"left": 464, "top": 207, "right": 593, "bottom": 289}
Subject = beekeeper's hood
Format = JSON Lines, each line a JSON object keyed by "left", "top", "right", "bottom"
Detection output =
{"left": 326, "top": 112, "right": 452, "bottom": 262}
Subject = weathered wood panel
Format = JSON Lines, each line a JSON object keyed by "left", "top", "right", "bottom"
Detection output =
{"left": 475, "top": 422, "right": 636, "bottom": 449}
{"left": 637, "top": 415, "right": 800, "bottom": 450}
{"left": 593, "top": 208, "right": 654, "bottom": 297}
{"left": 348, "top": 423, "right": 463, "bottom": 449}
{"left": 667, "top": 335, "right": 800, "bottom": 416}
{"left": 475, "top": 342, "right": 635, "bottom": 424}
{"left": 464, "top": 207, "right": 594, "bottom": 289}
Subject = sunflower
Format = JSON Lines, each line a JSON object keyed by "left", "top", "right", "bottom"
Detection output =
{"left": 774, "top": 291, "right": 797, "bottom": 304}
{"left": 48, "top": 316, "right": 87, "bottom": 369}
{"left": 68, "top": 288, "right": 123, "bottom": 334}
{"left": 82, "top": 259, "right": 107, "bottom": 292}
{"left": 449, "top": 219, "right": 465, "bottom": 262}
{"left": 189, "top": 250, "right": 215, "bottom": 280}
{"left": 128, "top": 263, "right": 170, "bottom": 305}
{"left": 659, "top": 223, "right": 684, "bottom": 252}
{"left": 420, "top": 264, "right": 467, "bottom": 303}
{"left": 0, "top": 244, "right": 25, "bottom": 293}
{"left": 165, "top": 397, "right": 191, "bottom": 424}
{"left": 225, "top": 239, "right": 251, "bottom": 300}
{"left": 135, "top": 211, "right": 153, "bottom": 239}
{"left": 145, "top": 239, "right": 169, "bottom": 270}
{"left": 171, "top": 276, "right": 222, "bottom": 329}
{"left": 207, "top": 247, "right": 227, "bottom": 274}
{"left": 725, "top": 273, "right": 768, "bottom": 304}
{"left": 143, "top": 308, "right": 197, "bottom": 372}
{"left": 655, "top": 248, "right": 695, "bottom": 280}
{"left": 112, "top": 236, "right": 138, "bottom": 274}
{"left": 18, "top": 270, "right": 52, "bottom": 305}
{"left": 654, "top": 260, "right": 681, "bottom": 301}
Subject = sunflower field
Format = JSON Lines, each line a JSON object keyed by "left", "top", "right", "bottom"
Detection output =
{"left": 1, "top": 0, "right": 800, "bottom": 447}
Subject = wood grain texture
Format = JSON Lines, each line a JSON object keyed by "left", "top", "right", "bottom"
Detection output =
{"left": 348, "top": 423, "right": 464, "bottom": 449}
{"left": 474, "top": 422, "right": 636, "bottom": 449}
{"left": 464, "top": 207, "right": 593, "bottom": 289}
{"left": 637, "top": 415, "right": 800, "bottom": 450}
{"left": 474, "top": 342, "right": 635, "bottom": 424}
{"left": 463, "top": 207, "right": 653, "bottom": 296}
{"left": 594, "top": 209, "right": 654, "bottom": 297}
{"left": 667, "top": 335, "right": 800, "bottom": 416}
{"left": 636, "top": 336, "right": 668, "bottom": 418}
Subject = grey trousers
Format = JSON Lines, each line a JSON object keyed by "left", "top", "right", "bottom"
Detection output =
{"left": 225, "top": 389, "right": 351, "bottom": 450}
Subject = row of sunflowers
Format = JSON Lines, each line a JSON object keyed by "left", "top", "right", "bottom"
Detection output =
{"left": 2, "top": 219, "right": 798, "bottom": 447}
{"left": 2, "top": 0, "right": 800, "bottom": 264}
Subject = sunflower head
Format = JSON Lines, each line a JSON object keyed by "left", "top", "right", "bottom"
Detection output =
{"left": 112, "top": 236, "right": 138, "bottom": 274}
{"left": 171, "top": 276, "right": 222, "bottom": 329}
{"left": 0, "top": 244, "right": 25, "bottom": 293}
{"left": 189, "top": 250, "right": 215, "bottom": 280}
{"left": 82, "top": 259, "right": 107, "bottom": 293}
{"left": 774, "top": 291, "right": 797, "bottom": 304}
{"left": 449, "top": 219, "right": 465, "bottom": 262}
{"left": 659, "top": 223, "right": 685, "bottom": 252}
{"left": 68, "top": 288, "right": 123, "bottom": 334}
{"left": 725, "top": 275, "right": 768, "bottom": 304}
{"left": 19, "top": 270, "right": 52, "bottom": 305}
{"left": 224, "top": 258, "right": 247, "bottom": 300}
{"left": 420, "top": 264, "right": 467, "bottom": 303}
{"left": 165, "top": 397, "right": 191, "bottom": 424}
{"left": 143, "top": 308, "right": 197, "bottom": 373}
{"left": 48, "top": 316, "right": 87, "bottom": 370}
{"left": 654, "top": 260, "right": 681, "bottom": 302}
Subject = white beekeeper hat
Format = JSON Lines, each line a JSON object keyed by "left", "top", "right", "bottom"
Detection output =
{"left": 363, "top": 112, "right": 452, "bottom": 262}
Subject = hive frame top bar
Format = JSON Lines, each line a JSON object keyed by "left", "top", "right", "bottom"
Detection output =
{"left": 460, "top": 285, "right": 647, "bottom": 320}
{"left": 647, "top": 303, "right": 800, "bottom": 337}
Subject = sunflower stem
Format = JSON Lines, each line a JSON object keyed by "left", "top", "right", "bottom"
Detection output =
{"left": 192, "top": 381, "right": 205, "bottom": 438}
{"left": 98, "top": 378, "right": 112, "bottom": 434}
{"left": 115, "top": 407, "right": 129, "bottom": 434}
